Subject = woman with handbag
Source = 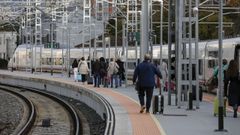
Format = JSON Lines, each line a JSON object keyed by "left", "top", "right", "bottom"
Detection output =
{"left": 107, "top": 58, "right": 119, "bottom": 88}
{"left": 78, "top": 57, "right": 89, "bottom": 84}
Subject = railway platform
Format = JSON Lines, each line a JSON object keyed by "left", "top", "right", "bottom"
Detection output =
{"left": 0, "top": 70, "right": 240, "bottom": 135}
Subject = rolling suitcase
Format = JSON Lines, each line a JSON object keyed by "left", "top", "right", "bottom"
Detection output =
{"left": 152, "top": 87, "right": 164, "bottom": 114}
{"left": 87, "top": 76, "right": 94, "bottom": 84}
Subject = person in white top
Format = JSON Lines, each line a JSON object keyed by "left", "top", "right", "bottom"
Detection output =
{"left": 107, "top": 58, "right": 119, "bottom": 88}
{"left": 78, "top": 57, "right": 89, "bottom": 84}
{"left": 160, "top": 60, "right": 168, "bottom": 91}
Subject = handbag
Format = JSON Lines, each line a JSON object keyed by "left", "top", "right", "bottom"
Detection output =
{"left": 135, "top": 81, "right": 140, "bottom": 91}
{"left": 77, "top": 73, "right": 82, "bottom": 81}
{"left": 113, "top": 63, "right": 119, "bottom": 74}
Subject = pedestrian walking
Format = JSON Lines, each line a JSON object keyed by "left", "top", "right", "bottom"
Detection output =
{"left": 107, "top": 58, "right": 119, "bottom": 88}
{"left": 78, "top": 57, "right": 89, "bottom": 84}
{"left": 160, "top": 60, "right": 168, "bottom": 91}
{"left": 225, "top": 59, "right": 240, "bottom": 118}
{"left": 92, "top": 58, "right": 101, "bottom": 87}
{"left": 72, "top": 59, "right": 78, "bottom": 82}
{"left": 99, "top": 57, "right": 108, "bottom": 87}
{"left": 116, "top": 58, "right": 125, "bottom": 87}
{"left": 133, "top": 54, "right": 162, "bottom": 113}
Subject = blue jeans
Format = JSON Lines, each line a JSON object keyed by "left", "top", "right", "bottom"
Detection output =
{"left": 110, "top": 74, "right": 118, "bottom": 88}
{"left": 94, "top": 73, "right": 100, "bottom": 87}
{"left": 138, "top": 86, "right": 154, "bottom": 111}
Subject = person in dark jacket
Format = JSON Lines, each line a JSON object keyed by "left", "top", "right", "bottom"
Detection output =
{"left": 99, "top": 57, "right": 107, "bottom": 87}
{"left": 225, "top": 59, "right": 240, "bottom": 118}
{"left": 92, "top": 58, "right": 101, "bottom": 87}
{"left": 116, "top": 58, "right": 125, "bottom": 87}
{"left": 133, "top": 53, "right": 162, "bottom": 113}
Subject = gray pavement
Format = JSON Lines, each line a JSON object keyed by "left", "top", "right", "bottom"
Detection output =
{"left": 112, "top": 85, "right": 240, "bottom": 135}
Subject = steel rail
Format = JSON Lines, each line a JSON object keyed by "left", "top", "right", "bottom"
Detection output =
{"left": 0, "top": 85, "right": 36, "bottom": 135}
{"left": 0, "top": 84, "right": 81, "bottom": 135}
{"left": 92, "top": 92, "right": 115, "bottom": 135}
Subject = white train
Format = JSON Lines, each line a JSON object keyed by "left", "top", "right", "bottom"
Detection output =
{"left": 8, "top": 37, "right": 240, "bottom": 84}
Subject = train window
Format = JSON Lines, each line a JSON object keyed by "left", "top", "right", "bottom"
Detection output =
{"left": 208, "top": 51, "right": 218, "bottom": 57}
{"left": 208, "top": 60, "right": 216, "bottom": 68}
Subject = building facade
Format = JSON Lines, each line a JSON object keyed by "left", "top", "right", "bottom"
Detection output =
{"left": 0, "top": 32, "right": 17, "bottom": 60}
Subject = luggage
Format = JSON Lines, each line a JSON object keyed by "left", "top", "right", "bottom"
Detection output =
{"left": 77, "top": 73, "right": 82, "bottom": 82}
{"left": 135, "top": 81, "right": 140, "bottom": 92}
{"left": 87, "top": 76, "right": 93, "bottom": 84}
{"left": 213, "top": 97, "right": 227, "bottom": 116}
{"left": 152, "top": 88, "right": 164, "bottom": 114}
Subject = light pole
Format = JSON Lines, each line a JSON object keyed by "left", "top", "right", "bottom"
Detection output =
{"left": 105, "top": 37, "right": 111, "bottom": 59}
{"left": 159, "top": 0, "right": 163, "bottom": 66}
{"left": 105, "top": 18, "right": 118, "bottom": 58}
{"left": 115, "top": 18, "right": 117, "bottom": 59}
{"left": 50, "top": 4, "right": 56, "bottom": 76}
{"left": 141, "top": 0, "right": 149, "bottom": 61}
{"left": 50, "top": 21, "right": 54, "bottom": 76}
{"left": 215, "top": 0, "right": 227, "bottom": 132}
{"left": 67, "top": 27, "right": 71, "bottom": 78}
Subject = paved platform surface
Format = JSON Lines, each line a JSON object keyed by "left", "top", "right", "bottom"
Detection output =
{"left": 1, "top": 70, "right": 240, "bottom": 135}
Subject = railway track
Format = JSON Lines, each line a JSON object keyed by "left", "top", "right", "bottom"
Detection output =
{"left": 0, "top": 85, "right": 80, "bottom": 135}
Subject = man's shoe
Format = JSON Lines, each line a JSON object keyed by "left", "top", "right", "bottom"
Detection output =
{"left": 140, "top": 106, "right": 146, "bottom": 113}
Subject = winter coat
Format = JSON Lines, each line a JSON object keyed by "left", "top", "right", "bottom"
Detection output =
{"left": 107, "top": 61, "right": 119, "bottom": 76}
{"left": 225, "top": 73, "right": 240, "bottom": 106}
{"left": 133, "top": 60, "right": 162, "bottom": 87}
{"left": 92, "top": 60, "right": 101, "bottom": 74}
{"left": 99, "top": 61, "right": 107, "bottom": 77}
{"left": 78, "top": 60, "right": 89, "bottom": 75}
{"left": 116, "top": 59, "right": 125, "bottom": 80}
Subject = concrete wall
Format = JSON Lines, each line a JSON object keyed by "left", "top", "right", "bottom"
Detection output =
{"left": 0, "top": 74, "right": 107, "bottom": 120}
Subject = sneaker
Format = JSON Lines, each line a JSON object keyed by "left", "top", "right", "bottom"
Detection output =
{"left": 140, "top": 106, "right": 146, "bottom": 113}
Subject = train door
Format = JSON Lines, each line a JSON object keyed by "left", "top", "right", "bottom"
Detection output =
{"left": 204, "top": 50, "right": 218, "bottom": 81}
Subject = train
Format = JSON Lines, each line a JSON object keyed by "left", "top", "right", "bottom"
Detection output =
{"left": 8, "top": 37, "right": 240, "bottom": 87}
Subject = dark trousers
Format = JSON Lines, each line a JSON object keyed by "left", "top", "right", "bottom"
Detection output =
{"left": 81, "top": 74, "right": 87, "bottom": 82}
{"left": 138, "top": 86, "right": 154, "bottom": 111}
